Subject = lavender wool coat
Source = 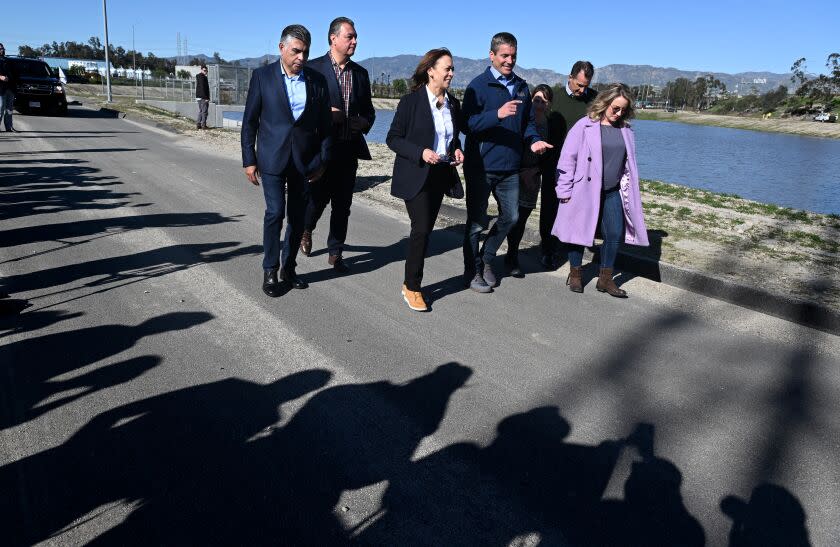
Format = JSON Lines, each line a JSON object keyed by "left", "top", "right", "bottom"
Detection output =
{"left": 551, "top": 116, "right": 649, "bottom": 248}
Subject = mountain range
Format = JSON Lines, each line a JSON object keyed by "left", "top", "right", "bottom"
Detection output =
{"left": 213, "top": 54, "right": 793, "bottom": 93}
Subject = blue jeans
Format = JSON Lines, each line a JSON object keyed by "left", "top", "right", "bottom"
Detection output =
{"left": 463, "top": 169, "right": 520, "bottom": 272}
{"left": 0, "top": 90, "right": 13, "bottom": 131}
{"left": 568, "top": 189, "right": 624, "bottom": 269}
{"left": 261, "top": 167, "right": 307, "bottom": 272}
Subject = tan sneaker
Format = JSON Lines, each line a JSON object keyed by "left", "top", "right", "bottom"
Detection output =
{"left": 401, "top": 284, "right": 428, "bottom": 311}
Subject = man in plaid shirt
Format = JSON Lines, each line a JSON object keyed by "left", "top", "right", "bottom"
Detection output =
{"left": 303, "top": 17, "right": 376, "bottom": 273}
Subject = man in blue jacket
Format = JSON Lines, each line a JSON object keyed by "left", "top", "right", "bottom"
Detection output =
{"left": 461, "top": 32, "right": 552, "bottom": 293}
{"left": 241, "top": 25, "right": 332, "bottom": 297}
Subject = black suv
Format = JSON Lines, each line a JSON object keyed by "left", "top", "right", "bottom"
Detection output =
{"left": 8, "top": 57, "right": 67, "bottom": 115}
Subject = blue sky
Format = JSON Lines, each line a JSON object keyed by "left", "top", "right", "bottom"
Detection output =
{"left": 3, "top": 1, "right": 837, "bottom": 75}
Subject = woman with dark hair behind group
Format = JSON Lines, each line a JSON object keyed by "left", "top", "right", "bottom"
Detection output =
{"left": 387, "top": 48, "right": 465, "bottom": 311}
{"left": 504, "top": 83, "right": 562, "bottom": 276}
{"left": 551, "top": 83, "right": 649, "bottom": 297}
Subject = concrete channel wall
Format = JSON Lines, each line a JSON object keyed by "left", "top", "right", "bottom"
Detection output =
{"left": 136, "top": 100, "right": 245, "bottom": 129}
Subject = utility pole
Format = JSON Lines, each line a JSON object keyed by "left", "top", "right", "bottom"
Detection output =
{"left": 132, "top": 25, "right": 136, "bottom": 77}
{"left": 102, "top": 0, "right": 112, "bottom": 102}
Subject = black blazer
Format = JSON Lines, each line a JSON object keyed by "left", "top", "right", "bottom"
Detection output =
{"left": 308, "top": 54, "right": 376, "bottom": 160}
{"left": 387, "top": 87, "right": 464, "bottom": 201}
{"left": 241, "top": 61, "right": 332, "bottom": 176}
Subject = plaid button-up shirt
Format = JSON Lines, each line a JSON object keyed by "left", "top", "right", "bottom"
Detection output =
{"left": 330, "top": 52, "right": 353, "bottom": 140}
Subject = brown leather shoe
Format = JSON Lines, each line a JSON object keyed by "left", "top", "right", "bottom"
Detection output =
{"left": 401, "top": 284, "right": 428, "bottom": 311}
{"left": 328, "top": 253, "right": 350, "bottom": 274}
{"left": 596, "top": 267, "right": 627, "bottom": 297}
{"left": 567, "top": 266, "right": 583, "bottom": 293}
{"left": 300, "top": 230, "right": 312, "bottom": 256}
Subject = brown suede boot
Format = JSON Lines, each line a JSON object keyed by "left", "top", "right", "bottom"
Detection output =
{"left": 596, "top": 267, "right": 627, "bottom": 297}
{"left": 566, "top": 266, "right": 583, "bottom": 293}
{"left": 300, "top": 230, "right": 312, "bottom": 256}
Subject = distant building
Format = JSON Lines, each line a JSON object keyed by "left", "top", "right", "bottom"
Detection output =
{"left": 41, "top": 57, "right": 152, "bottom": 80}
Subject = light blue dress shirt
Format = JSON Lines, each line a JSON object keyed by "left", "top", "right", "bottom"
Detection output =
{"left": 490, "top": 66, "right": 516, "bottom": 97}
{"left": 280, "top": 64, "right": 307, "bottom": 121}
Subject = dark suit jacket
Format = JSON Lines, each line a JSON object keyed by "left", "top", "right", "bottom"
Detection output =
{"left": 195, "top": 72, "right": 210, "bottom": 100}
{"left": 241, "top": 61, "right": 332, "bottom": 176}
{"left": 307, "top": 54, "right": 375, "bottom": 160}
{"left": 387, "top": 87, "right": 464, "bottom": 201}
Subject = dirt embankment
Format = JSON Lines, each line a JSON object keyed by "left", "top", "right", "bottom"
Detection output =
{"left": 637, "top": 109, "right": 840, "bottom": 139}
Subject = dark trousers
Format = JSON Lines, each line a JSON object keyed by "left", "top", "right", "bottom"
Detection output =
{"left": 197, "top": 99, "right": 209, "bottom": 126}
{"left": 0, "top": 90, "right": 13, "bottom": 131}
{"left": 539, "top": 169, "right": 561, "bottom": 256}
{"left": 506, "top": 169, "right": 561, "bottom": 259}
{"left": 463, "top": 169, "right": 519, "bottom": 272}
{"left": 304, "top": 145, "right": 358, "bottom": 256}
{"left": 261, "top": 165, "right": 307, "bottom": 272}
{"left": 505, "top": 206, "right": 534, "bottom": 261}
{"left": 403, "top": 167, "right": 450, "bottom": 291}
{"left": 568, "top": 188, "right": 624, "bottom": 269}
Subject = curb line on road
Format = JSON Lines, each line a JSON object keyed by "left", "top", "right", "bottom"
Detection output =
{"left": 434, "top": 203, "right": 839, "bottom": 336}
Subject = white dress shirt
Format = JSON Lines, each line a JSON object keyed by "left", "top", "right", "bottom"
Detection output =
{"left": 426, "top": 86, "right": 453, "bottom": 156}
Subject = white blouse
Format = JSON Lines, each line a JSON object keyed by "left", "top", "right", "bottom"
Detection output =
{"left": 426, "top": 86, "right": 454, "bottom": 156}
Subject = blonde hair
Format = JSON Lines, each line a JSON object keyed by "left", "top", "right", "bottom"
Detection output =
{"left": 587, "top": 83, "right": 635, "bottom": 125}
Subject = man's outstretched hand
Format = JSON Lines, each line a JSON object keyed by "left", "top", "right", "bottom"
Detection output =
{"left": 530, "top": 141, "right": 554, "bottom": 155}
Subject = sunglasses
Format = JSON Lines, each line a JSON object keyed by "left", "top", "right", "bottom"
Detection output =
{"left": 610, "top": 105, "right": 627, "bottom": 114}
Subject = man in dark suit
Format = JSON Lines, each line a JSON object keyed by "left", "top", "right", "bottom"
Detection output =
{"left": 301, "top": 17, "right": 375, "bottom": 273}
{"left": 195, "top": 64, "right": 210, "bottom": 129}
{"left": 241, "top": 24, "right": 332, "bottom": 297}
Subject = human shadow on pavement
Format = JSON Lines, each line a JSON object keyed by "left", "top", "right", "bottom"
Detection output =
{"left": 0, "top": 212, "right": 241, "bottom": 250}
{"left": 0, "top": 295, "right": 31, "bottom": 316}
{"left": 0, "top": 363, "right": 472, "bottom": 546}
{"left": 298, "top": 225, "right": 463, "bottom": 285}
{"left": 721, "top": 484, "right": 811, "bottom": 547}
{"left": 0, "top": 147, "right": 146, "bottom": 156}
{"left": 354, "top": 409, "right": 704, "bottom": 546}
{"left": 15, "top": 130, "right": 140, "bottom": 135}
{"left": 0, "top": 311, "right": 213, "bottom": 431}
{"left": 65, "top": 107, "right": 124, "bottom": 119}
{"left": 0, "top": 308, "right": 83, "bottom": 340}
{"left": 0, "top": 160, "right": 135, "bottom": 222}
{"left": 1, "top": 241, "right": 262, "bottom": 295}
{"left": 12, "top": 135, "right": 120, "bottom": 140}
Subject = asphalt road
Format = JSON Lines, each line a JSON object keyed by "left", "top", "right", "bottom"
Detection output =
{"left": 2, "top": 105, "right": 838, "bottom": 546}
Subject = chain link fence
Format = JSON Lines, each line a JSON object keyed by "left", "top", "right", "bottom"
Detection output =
{"left": 70, "top": 64, "right": 254, "bottom": 105}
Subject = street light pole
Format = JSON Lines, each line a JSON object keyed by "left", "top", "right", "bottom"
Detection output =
{"left": 102, "top": 0, "right": 113, "bottom": 102}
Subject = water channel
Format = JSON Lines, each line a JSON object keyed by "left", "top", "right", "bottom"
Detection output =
{"left": 365, "top": 110, "right": 840, "bottom": 215}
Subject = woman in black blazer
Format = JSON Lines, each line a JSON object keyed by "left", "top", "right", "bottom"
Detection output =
{"left": 387, "top": 48, "right": 464, "bottom": 312}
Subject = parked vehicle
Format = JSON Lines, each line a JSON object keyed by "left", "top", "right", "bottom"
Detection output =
{"left": 664, "top": 106, "right": 677, "bottom": 112}
{"left": 7, "top": 57, "right": 67, "bottom": 116}
{"left": 813, "top": 112, "right": 837, "bottom": 122}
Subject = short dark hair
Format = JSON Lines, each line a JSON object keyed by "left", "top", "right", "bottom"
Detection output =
{"left": 570, "top": 61, "right": 595, "bottom": 81}
{"left": 328, "top": 17, "right": 355, "bottom": 46}
{"left": 200, "top": 64, "right": 208, "bottom": 70}
{"left": 411, "top": 48, "right": 452, "bottom": 91}
{"left": 281, "top": 24, "right": 312, "bottom": 47}
{"left": 490, "top": 32, "right": 517, "bottom": 54}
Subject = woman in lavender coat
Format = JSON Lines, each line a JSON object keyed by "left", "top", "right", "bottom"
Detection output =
{"left": 551, "top": 83, "right": 648, "bottom": 296}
